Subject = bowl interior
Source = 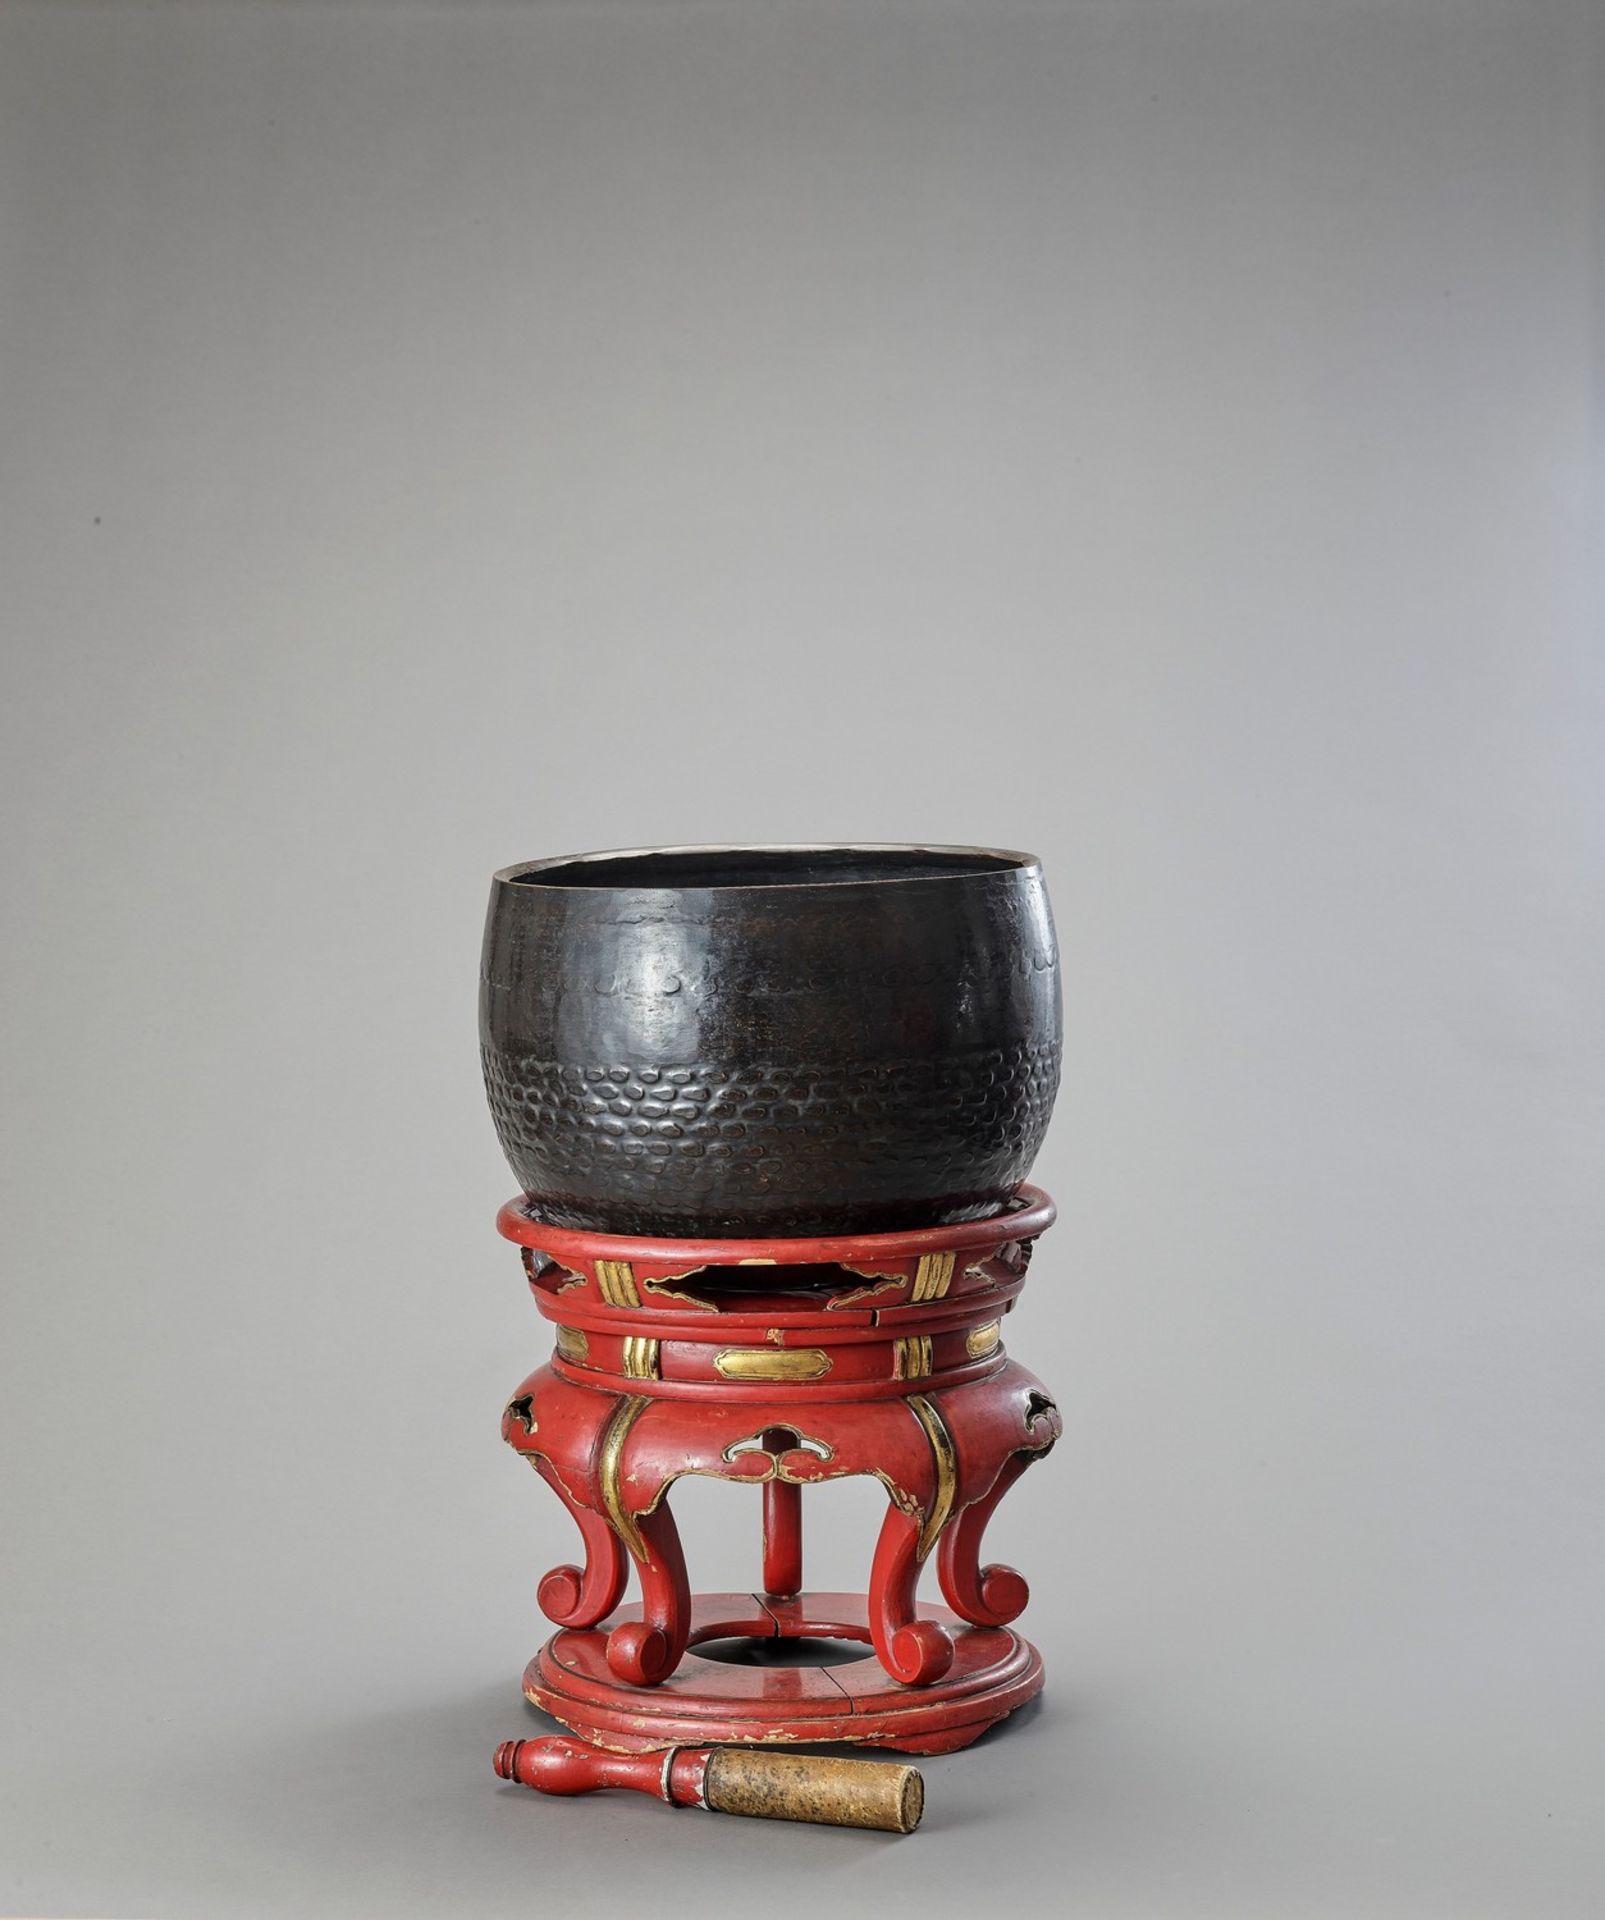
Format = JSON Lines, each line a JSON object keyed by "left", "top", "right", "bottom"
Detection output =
{"left": 505, "top": 845, "right": 1030, "bottom": 890}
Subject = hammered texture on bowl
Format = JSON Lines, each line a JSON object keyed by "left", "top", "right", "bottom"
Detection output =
{"left": 480, "top": 844, "right": 1062, "bottom": 1236}
{"left": 482, "top": 1041, "right": 1062, "bottom": 1236}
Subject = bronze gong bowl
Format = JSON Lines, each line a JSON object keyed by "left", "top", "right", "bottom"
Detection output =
{"left": 479, "top": 844, "right": 1060, "bottom": 1237}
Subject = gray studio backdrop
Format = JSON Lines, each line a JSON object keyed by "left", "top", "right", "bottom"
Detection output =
{"left": 3, "top": 3, "right": 1602, "bottom": 1916}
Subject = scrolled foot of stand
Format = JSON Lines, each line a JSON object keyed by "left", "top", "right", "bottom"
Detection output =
{"left": 606, "top": 1621, "right": 675, "bottom": 1686}
{"left": 536, "top": 1564, "right": 589, "bottom": 1621}
{"left": 974, "top": 1564, "right": 1030, "bottom": 1624}
{"left": 528, "top": 1456, "right": 628, "bottom": 1629}
{"left": 883, "top": 1619, "right": 955, "bottom": 1688}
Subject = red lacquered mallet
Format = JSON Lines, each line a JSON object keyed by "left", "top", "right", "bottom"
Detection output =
{"left": 494, "top": 1736, "right": 923, "bottom": 1833}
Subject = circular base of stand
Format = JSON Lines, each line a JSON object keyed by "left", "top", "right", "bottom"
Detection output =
{"left": 524, "top": 1590, "right": 1044, "bottom": 1756}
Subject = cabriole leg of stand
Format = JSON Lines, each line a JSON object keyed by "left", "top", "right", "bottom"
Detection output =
{"left": 760, "top": 1428, "right": 803, "bottom": 1599}
{"left": 529, "top": 1457, "right": 630, "bottom": 1629}
{"left": 606, "top": 1501, "right": 693, "bottom": 1687}
{"left": 867, "top": 1503, "right": 955, "bottom": 1686}
{"left": 936, "top": 1449, "right": 1037, "bottom": 1627}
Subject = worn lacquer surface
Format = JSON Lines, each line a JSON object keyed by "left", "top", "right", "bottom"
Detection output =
{"left": 498, "top": 1195, "right": 1063, "bottom": 1753}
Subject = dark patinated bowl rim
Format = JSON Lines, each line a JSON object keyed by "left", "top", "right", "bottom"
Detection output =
{"left": 492, "top": 843, "right": 1043, "bottom": 894}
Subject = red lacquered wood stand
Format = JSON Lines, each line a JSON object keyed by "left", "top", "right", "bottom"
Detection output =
{"left": 497, "top": 1186, "right": 1062, "bottom": 1756}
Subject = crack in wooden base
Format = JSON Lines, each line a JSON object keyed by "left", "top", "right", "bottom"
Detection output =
{"left": 524, "top": 1590, "right": 1045, "bottom": 1756}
